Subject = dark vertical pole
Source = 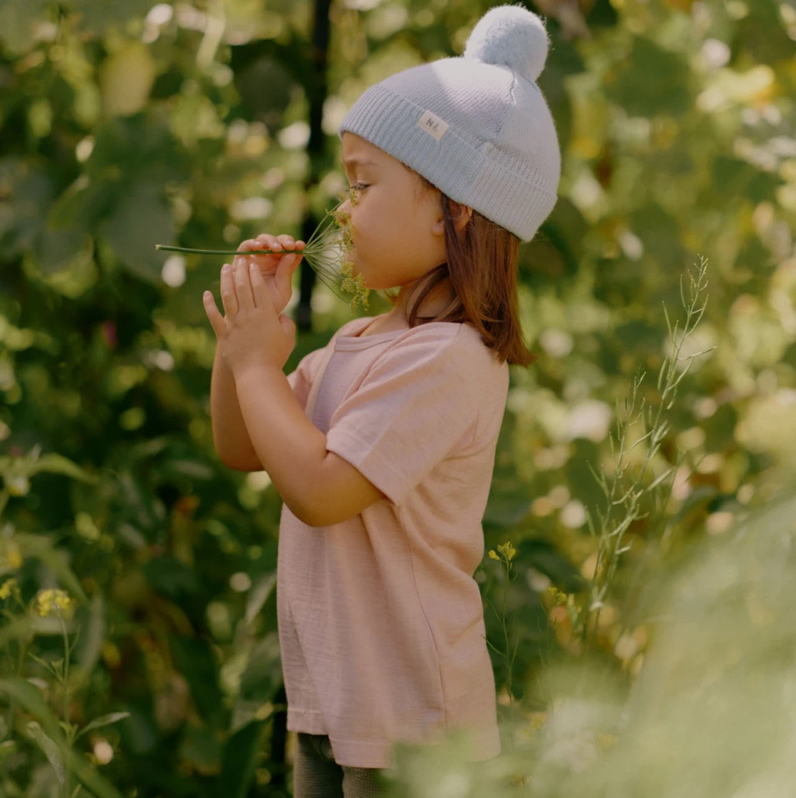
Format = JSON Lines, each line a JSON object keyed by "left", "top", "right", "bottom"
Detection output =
{"left": 264, "top": 3, "right": 333, "bottom": 795}
{"left": 296, "top": 0, "right": 334, "bottom": 332}
{"left": 265, "top": 684, "right": 289, "bottom": 796}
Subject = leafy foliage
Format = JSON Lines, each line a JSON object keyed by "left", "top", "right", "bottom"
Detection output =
{"left": 1, "top": 0, "right": 795, "bottom": 794}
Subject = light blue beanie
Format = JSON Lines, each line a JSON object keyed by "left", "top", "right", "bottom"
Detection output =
{"left": 338, "top": 4, "right": 561, "bottom": 243}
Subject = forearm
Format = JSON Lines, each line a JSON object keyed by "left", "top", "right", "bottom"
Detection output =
{"left": 210, "top": 347, "right": 260, "bottom": 466}
{"left": 234, "top": 365, "right": 327, "bottom": 524}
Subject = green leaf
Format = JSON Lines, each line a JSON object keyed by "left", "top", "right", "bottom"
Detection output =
{"left": 217, "top": 720, "right": 266, "bottom": 798}
{"left": 75, "top": 712, "right": 131, "bottom": 741}
{"left": 0, "top": 0, "right": 51, "bottom": 54}
{"left": 0, "top": 740, "right": 17, "bottom": 761}
{"left": 70, "top": 0, "right": 153, "bottom": 34}
{"left": 245, "top": 572, "right": 276, "bottom": 626}
{"left": 31, "top": 228, "right": 92, "bottom": 276}
{"left": 87, "top": 116, "right": 186, "bottom": 184}
{"left": 48, "top": 177, "right": 118, "bottom": 233}
{"left": 229, "top": 633, "right": 282, "bottom": 733}
{"left": 0, "top": 677, "right": 123, "bottom": 798}
{"left": 73, "top": 594, "right": 106, "bottom": 681}
{"left": 170, "top": 636, "right": 223, "bottom": 723}
{"left": 27, "top": 721, "right": 66, "bottom": 785}
{"left": 604, "top": 36, "right": 691, "bottom": 117}
{"left": 100, "top": 182, "right": 175, "bottom": 283}
{"left": 238, "top": 633, "right": 282, "bottom": 702}
{"left": 0, "top": 158, "right": 56, "bottom": 258}
{"left": 28, "top": 452, "right": 101, "bottom": 484}
{"left": 483, "top": 489, "right": 533, "bottom": 528}
{"left": 179, "top": 723, "right": 222, "bottom": 773}
{"left": 142, "top": 556, "right": 202, "bottom": 601}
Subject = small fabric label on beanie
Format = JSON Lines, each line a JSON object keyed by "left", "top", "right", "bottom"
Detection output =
{"left": 418, "top": 110, "right": 449, "bottom": 141}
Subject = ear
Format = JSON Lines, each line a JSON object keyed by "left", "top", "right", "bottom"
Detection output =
{"left": 431, "top": 200, "right": 474, "bottom": 236}
{"left": 455, "top": 204, "right": 474, "bottom": 232}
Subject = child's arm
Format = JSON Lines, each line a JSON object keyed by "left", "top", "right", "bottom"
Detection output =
{"left": 235, "top": 365, "right": 387, "bottom": 526}
{"left": 210, "top": 346, "right": 262, "bottom": 471}
{"left": 210, "top": 234, "right": 302, "bottom": 471}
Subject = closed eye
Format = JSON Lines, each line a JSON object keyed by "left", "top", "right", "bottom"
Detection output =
{"left": 351, "top": 183, "right": 369, "bottom": 191}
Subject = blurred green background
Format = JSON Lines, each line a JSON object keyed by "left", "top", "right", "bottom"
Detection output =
{"left": 1, "top": 0, "right": 796, "bottom": 795}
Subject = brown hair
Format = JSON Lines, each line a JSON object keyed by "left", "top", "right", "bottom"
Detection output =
{"left": 383, "top": 171, "right": 537, "bottom": 368}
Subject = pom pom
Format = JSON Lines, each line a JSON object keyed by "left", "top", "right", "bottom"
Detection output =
{"left": 463, "top": 4, "right": 550, "bottom": 82}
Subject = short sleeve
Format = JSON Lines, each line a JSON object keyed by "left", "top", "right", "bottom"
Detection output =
{"left": 286, "top": 347, "right": 326, "bottom": 412}
{"left": 325, "top": 328, "right": 477, "bottom": 507}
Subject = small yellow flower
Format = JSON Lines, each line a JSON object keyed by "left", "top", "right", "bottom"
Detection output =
{"left": 333, "top": 206, "right": 370, "bottom": 310}
{"left": 347, "top": 186, "right": 361, "bottom": 207}
{"left": 528, "top": 711, "right": 547, "bottom": 731}
{"left": 338, "top": 259, "right": 369, "bottom": 310}
{"left": 0, "top": 541, "right": 23, "bottom": 572}
{"left": 545, "top": 585, "right": 568, "bottom": 605}
{"left": 34, "top": 588, "right": 74, "bottom": 619}
{"left": 101, "top": 641, "right": 122, "bottom": 668}
{"left": 488, "top": 549, "right": 499, "bottom": 561}
{"left": 497, "top": 541, "right": 517, "bottom": 562}
{"left": 0, "top": 578, "right": 18, "bottom": 600}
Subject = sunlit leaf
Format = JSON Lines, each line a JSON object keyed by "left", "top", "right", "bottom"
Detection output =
{"left": 100, "top": 42, "right": 156, "bottom": 117}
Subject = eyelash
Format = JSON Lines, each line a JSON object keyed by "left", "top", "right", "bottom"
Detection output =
{"left": 350, "top": 183, "right": 369, "bottom": 192}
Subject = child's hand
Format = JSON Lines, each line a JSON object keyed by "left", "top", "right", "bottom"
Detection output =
{"left": 232, "top": 234, "right": 305, "bottom": 315}
{"left": 203, "top": 259, "right": 296, "bottom": 378}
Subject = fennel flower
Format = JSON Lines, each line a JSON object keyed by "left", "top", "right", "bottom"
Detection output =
{"left": 156, "top": 187, "right": 370, "bottom": 311}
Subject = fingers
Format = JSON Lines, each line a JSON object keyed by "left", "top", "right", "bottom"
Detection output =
{"left": 234, "top": 259, "right": 255, "bottom": 312}
{"left": 254, "top": 233, "right": 305, "bottom": 258}
{"left": 220, "top": 262, "right": 238, "bottom": 318}
{"left": 234, "top": 234, "right": 306, "bottom": 288}
{"left": 275, "top": 235, "right": 306, "bottom": 262}
{"left": 233, "top": 239, "right": 260, "bottom": 269}
{"left": 203, "top": 289, "right": 223, "bottom": 337}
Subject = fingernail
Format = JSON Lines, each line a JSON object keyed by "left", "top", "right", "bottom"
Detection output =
{"left": 222, "top": 263, "right": 230, "bottom": 272}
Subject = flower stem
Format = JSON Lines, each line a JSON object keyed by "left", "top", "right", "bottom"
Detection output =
{"left": 155, "top": 245, "right": 280, "bottom": 255}
{"left": 155, "top": 190, "right": 371, "bottom": 310}
{"left": 58, "top": 609, "right": 71, "bottom": 798}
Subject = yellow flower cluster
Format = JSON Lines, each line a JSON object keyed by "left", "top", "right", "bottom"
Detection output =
{"left": 0, "top": 578, "right": 19, "bottom": 601}
{"left": 34, "top": 588, "right": 75, "bottom": 619}
{"left": 333, "top": 199, "right": 370, "bottom": 311}
{"left": 488, "top": 541, "right": 517, "bottom": 562}
{"left": 0, "top": 541, "right": 23, "bottom": 572}
{"left": 546, "top": 585, "right": 568, "bottom": 606}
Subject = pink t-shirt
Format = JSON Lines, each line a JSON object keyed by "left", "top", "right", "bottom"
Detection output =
{"left": 280, "top": 314, "right": 509, "bottom": 769}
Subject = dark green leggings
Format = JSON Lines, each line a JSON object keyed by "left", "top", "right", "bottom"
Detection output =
{"left": 293, "top": 733, "right": 389, "bottom": 798}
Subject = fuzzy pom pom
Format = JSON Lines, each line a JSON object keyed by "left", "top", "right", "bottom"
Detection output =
{"left": 463, "top": 4, "right": 550, "bottom": 82}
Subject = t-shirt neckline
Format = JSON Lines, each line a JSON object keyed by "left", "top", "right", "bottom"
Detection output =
{"left": 334, "top": 316, "right": 408, "bottom": 350}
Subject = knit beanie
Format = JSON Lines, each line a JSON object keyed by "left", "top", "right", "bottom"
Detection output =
{"left": 338, "top": 4, "right": 561, "bottom": 243}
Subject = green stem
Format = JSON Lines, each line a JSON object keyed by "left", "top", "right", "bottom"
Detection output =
{"left": 501, "top": 558, "right": 516, "bottom": 752}
{"left": 58, "top": 610, "right": 71, "bottom": 798}
{"left": 155, "top": 245, "right": 281, "bottom": 256}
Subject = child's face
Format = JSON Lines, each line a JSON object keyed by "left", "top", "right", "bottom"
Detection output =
{"left": 339, "top": 132, "right": 449, "bottom": 292}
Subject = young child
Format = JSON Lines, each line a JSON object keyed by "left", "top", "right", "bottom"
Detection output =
{"left": 206, "top": 4, "right": 561, "bottom": 796}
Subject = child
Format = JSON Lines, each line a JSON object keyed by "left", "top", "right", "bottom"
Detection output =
{"left": 207, "top": 4, "right": 561, "bottom": 796}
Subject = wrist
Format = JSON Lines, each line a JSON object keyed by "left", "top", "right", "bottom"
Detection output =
{"left": 234, "top": 362, "right": 284, "bottom": 389}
